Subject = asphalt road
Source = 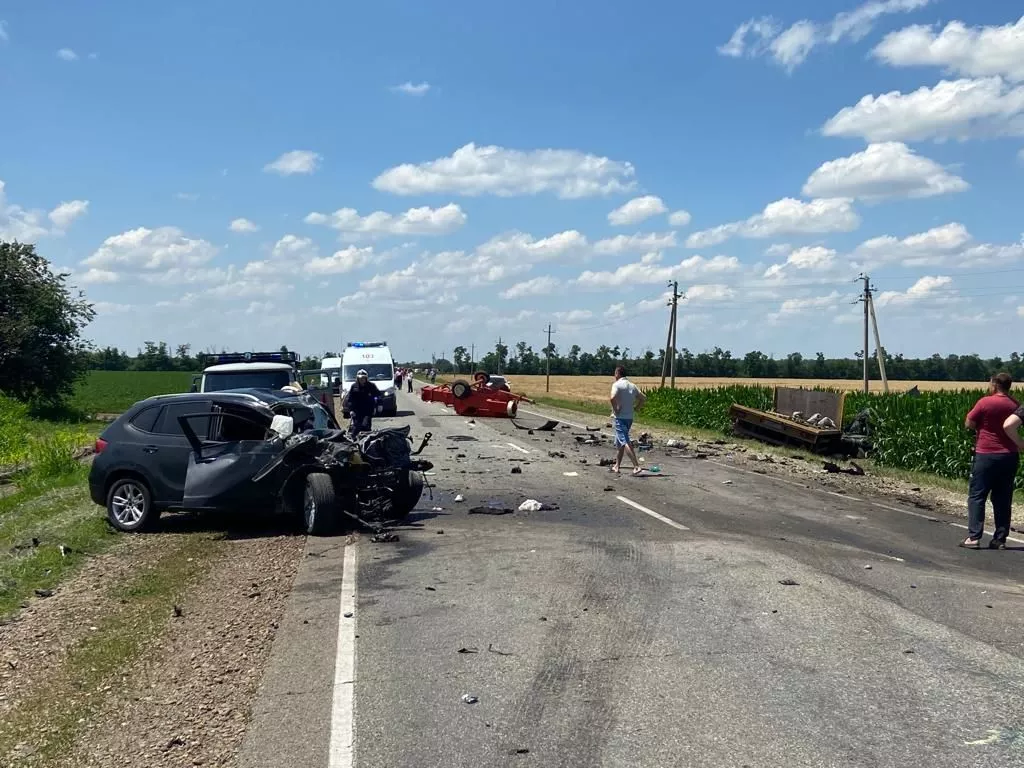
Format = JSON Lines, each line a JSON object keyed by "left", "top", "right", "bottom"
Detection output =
{"left": 238, "top": 387, "right": 1024, "bottom": 768}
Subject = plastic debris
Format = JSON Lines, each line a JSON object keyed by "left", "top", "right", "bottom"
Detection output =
{"left": 562, "top": 471, "right": 579, "bottom": 477}
{"left": 458, "top": 647, "right": 479, "bottom": 654}
{"left": 343, "top": 611, "right": 354, "bottom": 618}
{"left": 665, "top": 439, "right": 682, "bottom": 448}
{"left": 863, "top": 564, "right": 873, "bottom": 570}
{"left": 722, "top": 480, "right": 733, "bottom": 485}
{"left": 461, "top": 694, "right": 479, "bottom": 704}
{"left": 454, "top": 494, "right": 465, "bottom": 502}
{"left": 548, "top": 451, "right": 567, "bottom": 458}
{"left": 598, "top": 458, "right": 616, "bottom": 467}
{"left": 432, "top": 506, "right": 444, "bottom": 511}
{"left": 371, "top": 531, "right": 400, "bottom": 543}
{"left": 778, "top": 579, "right": 799, "bottom": 586}
{"left": 648, "top": 465, "right": 661, "bottom": 473}
{"left": 603, "top": 486, "right": 615, "bottom": 491}
{"left": 510, "top": 466, "right": 522, "bottom": 474}
{"left": 33, "top": 589, "right": 54, "bottom": 598}
{"left": 518, "top": 499, "right": 559, "bottom": 512}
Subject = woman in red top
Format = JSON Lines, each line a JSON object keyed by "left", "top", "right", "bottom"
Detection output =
{"left": 962, "top": 372, "right": 1019, "bottom": 549}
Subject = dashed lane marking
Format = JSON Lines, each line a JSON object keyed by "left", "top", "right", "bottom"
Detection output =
{"left": 328, "top": 544, "right": 358, "bottom": 768}
{"left": 617, "top": 495, "right": 690, "bottom": 531}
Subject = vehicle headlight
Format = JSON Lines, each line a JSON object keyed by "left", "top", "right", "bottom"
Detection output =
{"left": 384, "top": 386, "right": 396, "bottom": 395}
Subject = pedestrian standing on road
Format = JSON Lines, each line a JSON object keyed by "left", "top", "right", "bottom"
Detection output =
{"left": 407, "top": 371, "right": 414, "bottom": 393}
{"left": 609, "top": 365, "right": 646, "bottom": 476}
{"left": 961, "top": 372, "right": 1019, "bottom": 549}
{"left": 343, "top": 369, "right": 378, "bottom": 438}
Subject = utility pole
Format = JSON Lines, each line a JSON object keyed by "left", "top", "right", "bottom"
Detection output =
{"left": 544, "top": 323, "right": 556, "bottom": 393}
{"left": 470, "top": 343, "right": 475, "bottom": 373}
{"left": 496, "top": 336, "right": 503, "bottom": 374}
{"left": 668, "top": 281, "right": 683, "bottom": 388}
{"left": 867, "top": 291, "right": 889, "bottom": 394}
{"left": 660, "top": 302, "right": 674, "bottom": 387}
{"left": 858, "top": 274, "right": 871, "bottom": 393}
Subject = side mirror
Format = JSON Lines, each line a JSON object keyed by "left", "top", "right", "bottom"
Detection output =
{"left": 270, "top": 415, "right": 294, "bottom": 439}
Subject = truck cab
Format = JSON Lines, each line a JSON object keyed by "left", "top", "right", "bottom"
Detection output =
{"left": 192, "top": 351, "right": 300, "bottom": 393}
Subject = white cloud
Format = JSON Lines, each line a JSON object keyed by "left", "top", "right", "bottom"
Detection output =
{"left": 875, "top": 275, "right": 953, "bottom": 307}
{"left": 686, "top": 198, "right": 860, "bottom": 248}
{"left": 500, "top": 276, "right": 561, "bottom": 299}
{"left": 245, "top": 301, "right": 274, "bottom": 316}
{"left": 607, "top": 195, "right": 667, "bottom": 226}
{"left": 271, "top": 234, "right": 318, "bottom": 260}
{"left": 304, "top": 203, "right": 466, "bottom": 237}
{"left": 576, "top": 253, "right": 739, "bottom": 289}
{"left": 853, "top": 222, "right": 972, "bottom": 267}
{"left": 0, "top": 21, "right": 8, "bottom": 43}
{"left": 306, "top": 245, "right": 377, "bottom": 276}
{"left": 763, "top": 245, "right": 838, "bottom": 279}
{"left": 79, "top": 268, "right": 120, "bottom": 284}
{"left": 593, "top": 231, "right": 676, "bottom": 255}
{"left": 229, "top": 217, "right": 259, "bottom": 233}
{"left": 390, "top": 81, "right": 431, "bottom": 95}
{"left": 765, "top": 243, "right": 793, "bottom": 257}
{"left": 476, "top": 229, "right": 588, "bottom": 264}
{"left": 770, "top": 21, "right": 818, "bottom": 72}
{"left": 718, "top": 0, "right": 932, "bottom": 71}
{"left": 1019, "top": 148, "right": 1024, "bottom": 163}
{"left": 718, "top": 17, "right": 780, "bottom": 58}
{"left": 802, "top": 142, "right": 968, "bottom": 200}
{"left": 372, "top": 142, "right": 636, "bottom": 198}
{"left": 92, "top": 301, "right": 132, "bottom": 314}
{"left": 554, "top": 309, "right": 593, "bottom": 324}
{"left": 872, "top": 16, "right": 1024, "bottom": 83}
{"left": 83, "top": 226, "right": 218, "bottom": 271}
{"left": 1018, "top": 306, "right": 1024, "bottom": 318}
{"left": 773, "top": 291, "right": 842, "bottom": 317}
{"left": 0, "top": 181, "right": 49, "bottom": 241}
{"left": 57, "top": 48, "right": 78, "bottom": 61}
{"left": 685, "top": 284, "right": 736, "bottom": 303}
{"left": 47, "top": 199, "right": 89, "bottom": 230}
{"left": 822, "top": 77, "right": 1024, "bottom": 142}
{"left": 263, "top": 150, "right": 322, "bottom": 176}
{"left": 668, "top": 209, "right": 692, "bottom": 227}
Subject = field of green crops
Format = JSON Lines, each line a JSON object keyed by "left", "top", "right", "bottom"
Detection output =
{"left": 70, "top": 371, "right": 193, "bottom": 415}
{"left": 642, "top": 384, "right": 1005, "bottom": 486}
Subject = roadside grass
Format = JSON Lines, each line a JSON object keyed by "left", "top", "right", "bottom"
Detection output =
{"left": 0, "top": 533, "right": 224, "bottom": 766}
{"left": 0, "top": 469, "right": 120, "bottom": 617}
{"left": 70, "top": 370, "right": 193, "bottom": 415}
{"left": 530, "top": 394, "right": 1016, "bottom": 504}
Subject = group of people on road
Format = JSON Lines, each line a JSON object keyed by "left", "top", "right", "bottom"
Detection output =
{"left": 963, "top": 372, "right": 1023, "bottom": 550}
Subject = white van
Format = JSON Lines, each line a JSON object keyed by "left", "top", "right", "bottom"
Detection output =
{"left": 341, "top": 342, "right": 397, "bottom": 416}
{"left": 320, "top": 356, "right": 342, "bottom": 390}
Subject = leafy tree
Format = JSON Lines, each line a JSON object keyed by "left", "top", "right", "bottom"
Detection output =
{"left": 0, "top": 241, "right": 95, "bottom": 402}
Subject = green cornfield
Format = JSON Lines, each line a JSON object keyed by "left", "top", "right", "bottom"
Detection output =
{"left": 70, "top": 371, "right": 194, "bottom": 415}
{"left": 643, "top": 385, "right": 1013, "bottom": 486}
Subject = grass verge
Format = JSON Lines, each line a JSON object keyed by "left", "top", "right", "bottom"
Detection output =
{"left": 530, "top": 395, "right": 1012, "bottom": 504}
{"left": 0, "top": 468, "right": 121, "bottom": 617}
{"left": 0, "top": 533, "right": 224, "bottom": 766}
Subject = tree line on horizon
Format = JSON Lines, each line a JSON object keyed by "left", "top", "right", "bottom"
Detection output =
{"left": 83, "top": 340, "right": 1024, "bottom": 383}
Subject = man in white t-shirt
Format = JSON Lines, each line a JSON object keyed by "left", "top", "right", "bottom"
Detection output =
{"left": 609, "top": 365, "right": 646, "bottom": 475}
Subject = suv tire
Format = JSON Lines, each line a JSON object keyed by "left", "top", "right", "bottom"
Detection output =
{"left": 304, "top": 473, "right": 339, "bottom": 536}
{"left": 106, "top": 477, "right": 158, "bottom": 532}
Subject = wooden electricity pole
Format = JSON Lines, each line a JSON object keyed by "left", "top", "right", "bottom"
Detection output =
{"left": 868, "top": 291, "right": 889, "bottom": 394}
{"left": 861, "top": 274, "right": 871, "bottom": 393}
{"left": 544, "top": 323, "right": 555, "bottom": 393}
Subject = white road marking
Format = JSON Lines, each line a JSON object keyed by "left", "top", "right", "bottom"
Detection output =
{"left": 617, "top": 495, "right": 690, "bottom": 531}
{"left": 519, "top": 408, "right": 598, "bottom": 433}
{"left": 506, "top": 442, "right": 531, "bottom": 454}
{"left": 329, "top": 544, "right": 358, "bottom": 768}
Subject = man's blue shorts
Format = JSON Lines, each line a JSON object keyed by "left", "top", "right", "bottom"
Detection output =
{"left": 613, "top": 417, "right": 633, "bottom": 447}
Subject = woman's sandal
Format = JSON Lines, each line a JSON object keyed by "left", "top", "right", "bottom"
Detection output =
{"left": 959, "top": 538, "right": 981, "bottom": 549}
{"left": 632, "top": 466, "right": 644, "bottom": 476}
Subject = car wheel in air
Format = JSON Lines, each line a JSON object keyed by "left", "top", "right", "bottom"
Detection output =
{"left": 106, "top": 478, "right": 158, "bottom": 532}
{"left": 451, "top": 380, "right": 473, "bottom": 400}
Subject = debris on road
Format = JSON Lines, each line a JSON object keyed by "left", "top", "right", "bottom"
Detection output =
{"left": 665, "top": 439, "right": 683, "bottom": 448}
{"left": 548, "top": 451, "right": 567, "bottom": 458}
{"left": 518, "top": 499, "right": 559, "bottom": 512}
{"left": 468, "top": 505, "right": 513, "bottom": 515}
{"left": 371, "top": 531, "right": 400, "bottom": 543}
{"left": 343, "top": 611, "right": 354, "bottom": 618}
{"left": 454, "top": 494, "right": 465, "bottom": 502}
{"left": 510, "top": 466, "right": 522, "bottom": 474}
{"left": 863, "top": 564, "right": 873, "bottom": 570}
{"left": 33, "top": 588, "right": 54, "bottom": 598}
{"left": 823, "top": 461, "right": 866, "bottom": 476}
{"left": 603, "top": 486, "right": 614, "bottom": 491}
{"left": 778, "top": 579, "right": 800, "bottom": 586}
{"left": 461, "top": 694, "right": 479, "bottom": 704}
{"left": 488, "top": 643, "right": 514, "bottom": 656}
{"left": 458, "top": 647, "right": 479, "bottom": 654}
{"left": 173, "top": 604, "right": 183, "bottom": 618}
{"left": 598, "top": 458, "right": 616, "bottom": 467}
{"left": 586, "top": 426, "right": 601, "bottom": 432}
{"left": 721, "top": 480, "right": 733, "bottom": 485}
{"left": 563, "top": 471, "right": 579, "bottom": 477}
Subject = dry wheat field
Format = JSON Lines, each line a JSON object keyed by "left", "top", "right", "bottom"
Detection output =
{"left": 496, "top": 375, "right": 988, "bottom": 404}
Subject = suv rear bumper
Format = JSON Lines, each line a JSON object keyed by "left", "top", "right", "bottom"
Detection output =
{"left": 89, "top": 479, "right": 105, "bottom": 506}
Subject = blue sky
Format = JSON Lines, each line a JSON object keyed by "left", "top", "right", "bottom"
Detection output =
{"left": 2, "top": 1, "right": 1023, "bottom": 362}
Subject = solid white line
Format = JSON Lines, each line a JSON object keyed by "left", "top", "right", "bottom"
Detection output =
{"left": 518, "top": 408, "right": 596, "bottom": 433}
{"left": 506, "top": 442, "right": 531, "bottom": 454}
{"left": 617, "top": 495, "right": 690, "bottom": 531}
{"left": 329, "top": 544, "right": 358, "bottom": 768}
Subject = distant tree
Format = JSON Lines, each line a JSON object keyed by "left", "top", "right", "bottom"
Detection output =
{"left": 452, "top": 345, "right": 468, "bottom": 373}
{"left": 0, "top": 241, "right": 95, "bottom": 402}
